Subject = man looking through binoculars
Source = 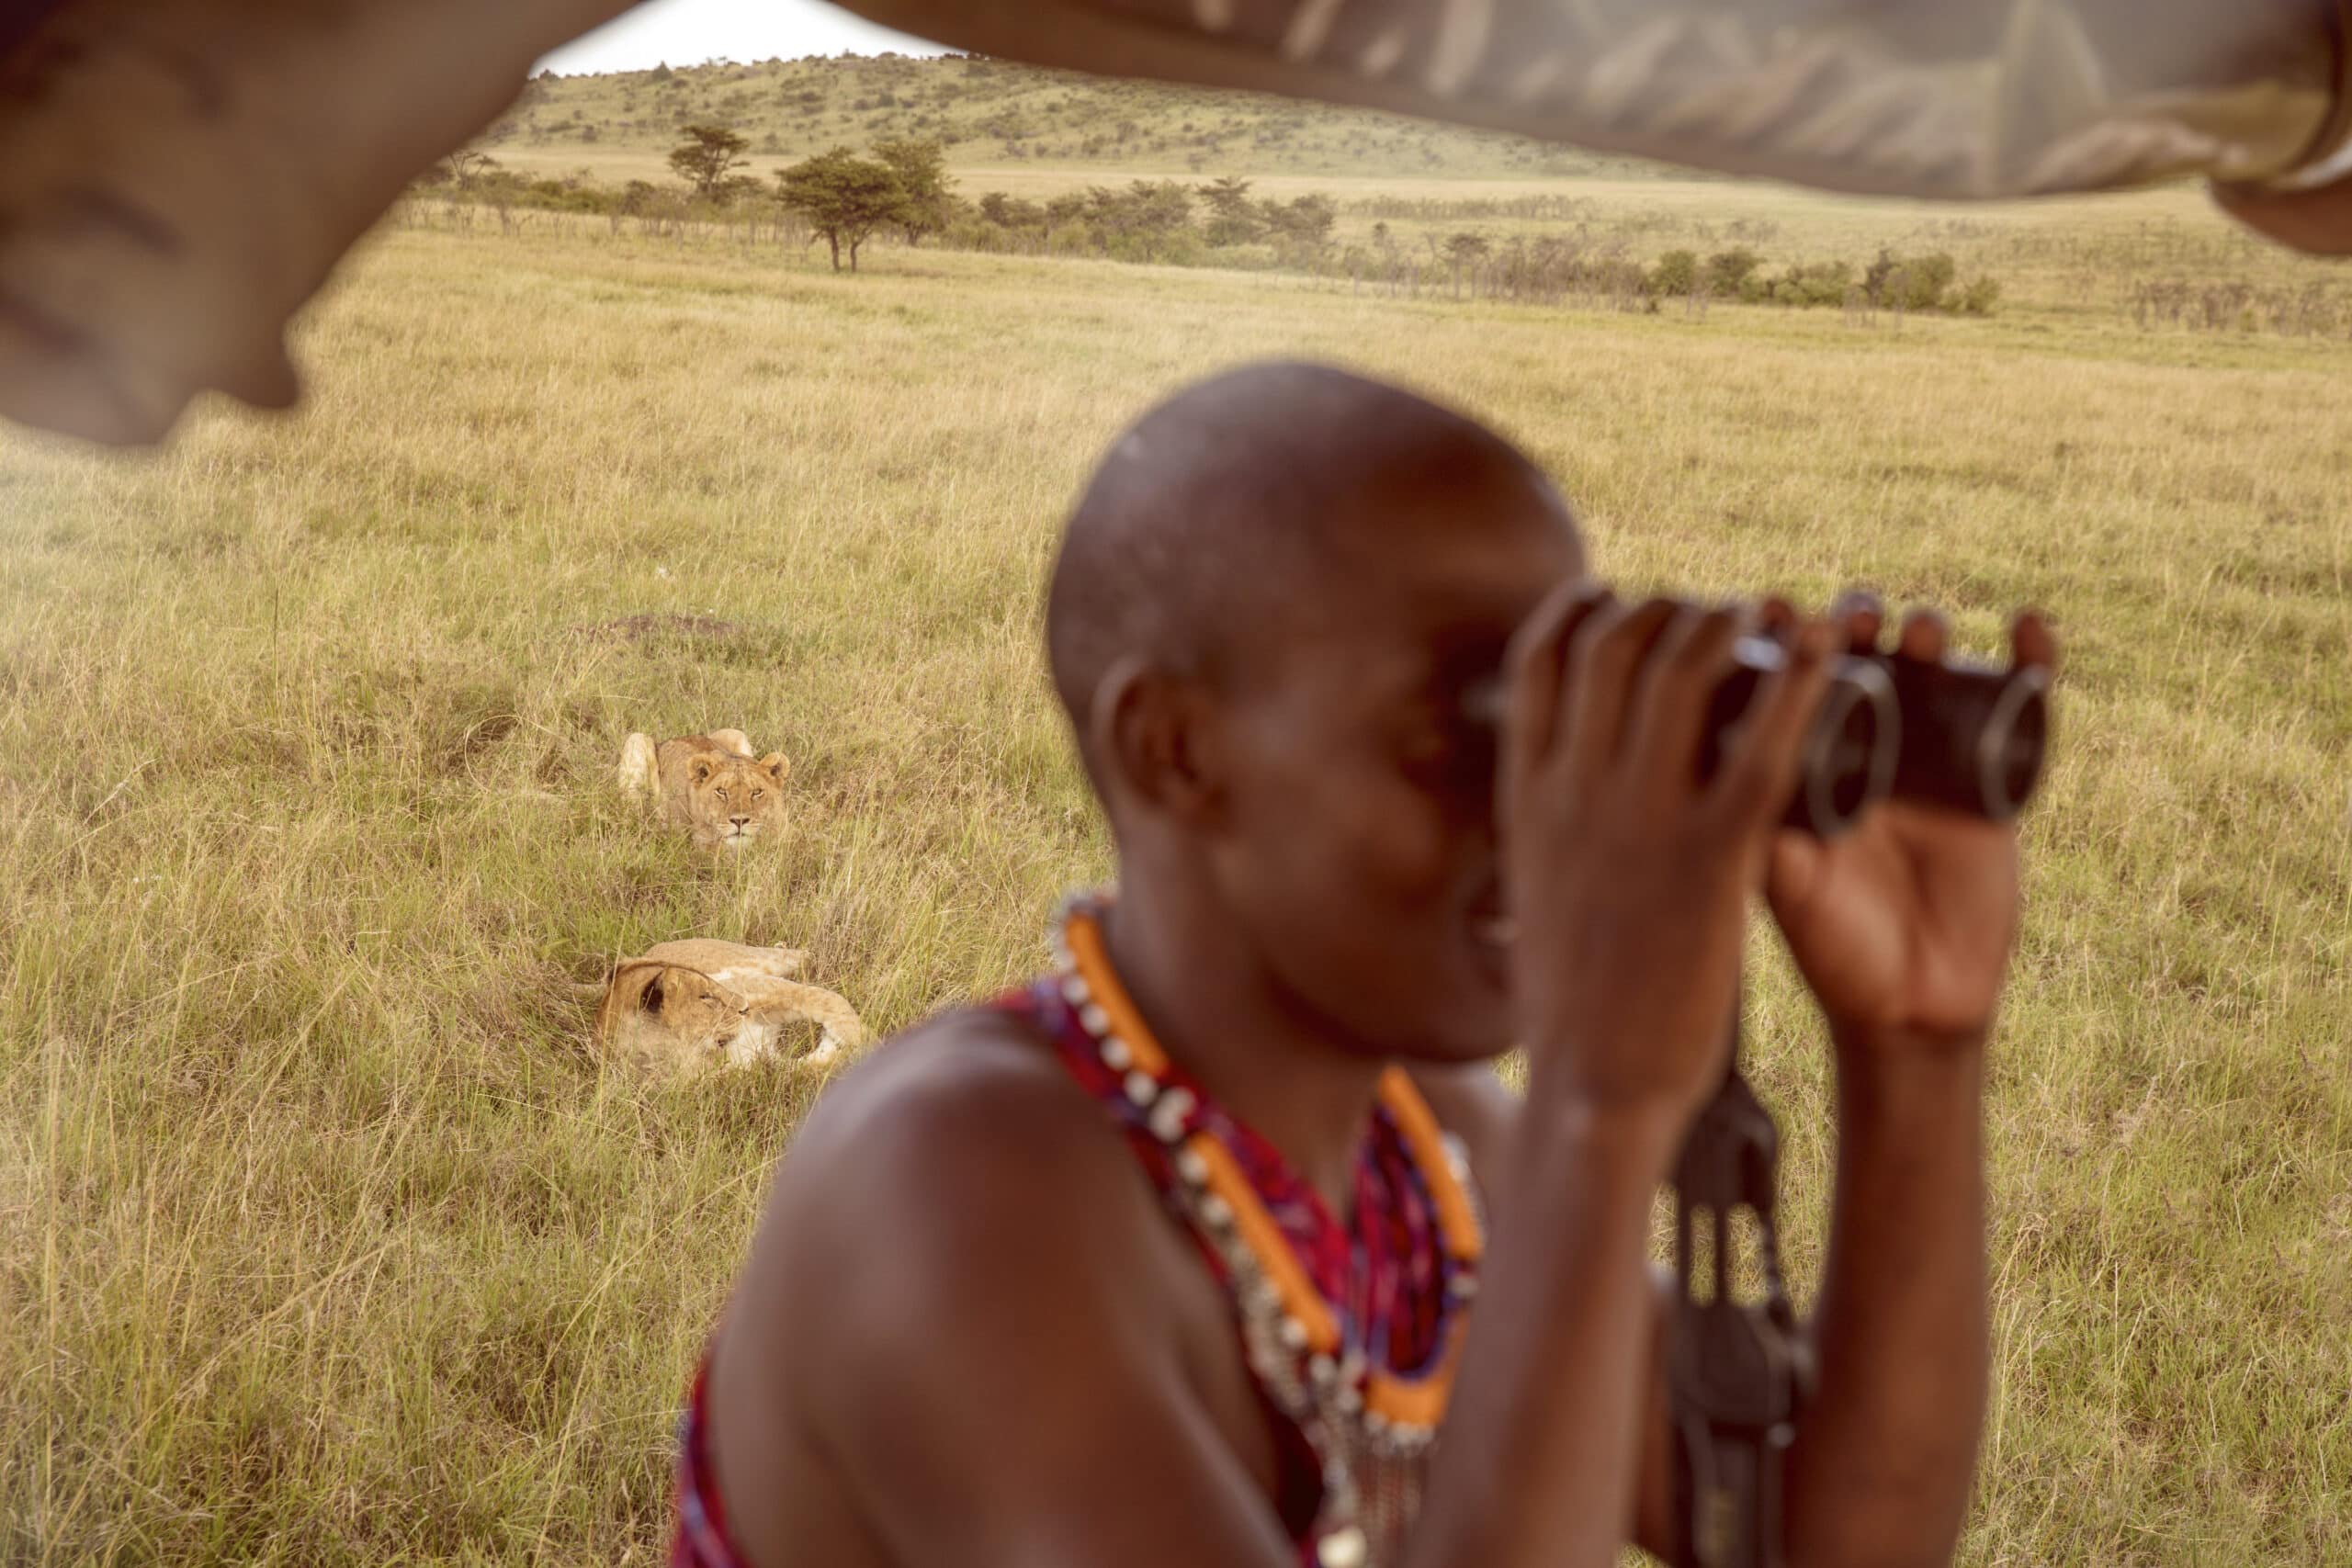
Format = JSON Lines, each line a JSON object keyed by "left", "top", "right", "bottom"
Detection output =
{"left": 675, "top": 361, "right": 2058, "bottom": 1568}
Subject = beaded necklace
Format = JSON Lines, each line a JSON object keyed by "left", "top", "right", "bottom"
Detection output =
{"left": 1045, "top": 893, "right": 1485, "bottom": 1568}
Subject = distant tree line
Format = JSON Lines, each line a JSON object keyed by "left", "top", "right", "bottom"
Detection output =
{"left": 1639, "top": 245, "right": 2000, "bottom": 314}
{"left": 947, "top": 176, "right": 1336, "bottom": 265}
{"left": 411, "top": 131, "right": 2001, "bottom": 317}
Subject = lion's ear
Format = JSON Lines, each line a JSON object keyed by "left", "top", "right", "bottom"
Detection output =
{"left": 688, "top": 757, "right": 718, "bottom": 785}
{"left": 758, "top": 752, "right": 789, "bottom": 784}
{"left": 640, "top": 972, "right": 668, "bottom": 1016}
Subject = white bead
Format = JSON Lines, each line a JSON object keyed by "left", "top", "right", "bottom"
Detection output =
{"left": 1279, "top": 1315, "right": 1310, "bottom": 1350}
{"left": 1447, "top": 1273, "right": 1479, "bottom": 1302}
{"left": 1148, "top": 1087, "right": 1195, "bottom": 1144}
{"left": 1198, "top": 1194, "right": 1234, "bottom": 1229}
{"left": 1318, "top": 1525, "right": 1369, "bottom": 1568}
{"left": 1061, "top": 976, "right": 1090, "bottom": 1006}
{"left": 1100, "top": 1035, "right": 1133, "bottom": 1070}
{"left": 1174, "top": 1148, "right": 1210, "bottom": 1186}
{"left": 1124, "top": 1071, "right": 1157, "bottom": 1107}
{"left": 1336, "top": 1384, "right": 1363, "bottom": 1414}
{"left": 1309, "top": 1353, "right": 1338, "bottom": 1386}
{"left": 1079, "top": 1002, "right": 1112, "bottom": 1035}
{"left": 1363, "top": 1410, "right": 1388, "bottom": 1437}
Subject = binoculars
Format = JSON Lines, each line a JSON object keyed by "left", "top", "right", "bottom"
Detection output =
{"left": 1471, "top": 630, "right": 2052, "bottom": 837}
{"left": 1713, "top": 637, "right": 2050, "bottom": 836}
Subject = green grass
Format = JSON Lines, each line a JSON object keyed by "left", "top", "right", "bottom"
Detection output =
{"left": 3, "top": 177, "right": 2349, "bottom": 1564}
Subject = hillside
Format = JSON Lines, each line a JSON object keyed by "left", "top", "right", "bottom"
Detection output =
{"left": 494, "top": 51, "right": 1679, "bottom": 184}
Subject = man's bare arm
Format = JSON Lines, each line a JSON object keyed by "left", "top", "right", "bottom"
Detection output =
{"left": 1758, "top": 604, "right": 2052, "bottom": 1566}
{"left": 1779, "top": 1040, "right": 1988, "bottom": 1565}
{"left": 711, "top": 1023, "right": 1302, "bottom": 1568}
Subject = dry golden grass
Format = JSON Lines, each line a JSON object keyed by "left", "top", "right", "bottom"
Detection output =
{"left": 3, "top": 185, "right": 2348, "bottom": 1564}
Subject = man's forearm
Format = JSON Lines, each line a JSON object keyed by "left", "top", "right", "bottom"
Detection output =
{"left": 1405, "top": 1080, "right": 1683, "bottom": 1568}
{"left": 1785, "top": 1037, "right": 1990, "bottom": 1567}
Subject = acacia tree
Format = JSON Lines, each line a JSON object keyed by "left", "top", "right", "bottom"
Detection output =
{"left": 1442, "top": 230, "right": 1490, "bottom": 298}
{"left": 1261, "top": 192, "right": 1337, "bottom": 254}
{"left": 775, "top": 148, "right": 906, "bottom": 272}
{"left": 1199, "top": 174, "right": 1260, "bottom": 245}
{"left": 436, "top": 148, "right": 496, "bottom": 188}
{"left": 874, "top": 138, "right": 954, "bottom": 246}
{"left": 669, "top": 124, "right": 751, "bottom": 200}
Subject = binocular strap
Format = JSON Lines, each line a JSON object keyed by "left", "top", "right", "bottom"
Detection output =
{"left": 1666, "top": 1022, "right": 1815, "bottom": 1568}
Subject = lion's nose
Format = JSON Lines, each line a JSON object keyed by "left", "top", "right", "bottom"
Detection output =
{"left": 729, "top": 816, "right": 751, "bottom": 828}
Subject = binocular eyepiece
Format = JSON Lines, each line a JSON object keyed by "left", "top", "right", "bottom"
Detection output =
{"left": 1711, "top": 637, "right": 2051, "bottom": 836}
{"left": 1473, "top": 631, "right": 2052, "bottom": 837}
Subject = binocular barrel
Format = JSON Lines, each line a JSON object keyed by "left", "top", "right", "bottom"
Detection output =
{"left": 1705, "top": 642, "right": 1893, "bottom": 838}
{"left": 1713, "top": 637, "right": 2052, "bottom": 837}
{"left": 1875, "top": 653, "right": 2052, "bottom": 825}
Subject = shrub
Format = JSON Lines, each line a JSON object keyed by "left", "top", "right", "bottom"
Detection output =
{"left": 1647, "top": 248, "right": 1700, "bottom": 298}
{"left": 1705, "top": 247, "right": 1763, "bottom": 296}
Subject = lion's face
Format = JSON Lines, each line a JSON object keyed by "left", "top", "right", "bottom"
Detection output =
{"left": 600, "top": 964, "right": 775, "bottom": 1071}
{"left": 684, "top": 752, "right": 788, "bottom": 850}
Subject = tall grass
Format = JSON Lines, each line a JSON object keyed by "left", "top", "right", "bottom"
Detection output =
{"left": 3, "top": 199, "right": 2347, "bottom": 1564}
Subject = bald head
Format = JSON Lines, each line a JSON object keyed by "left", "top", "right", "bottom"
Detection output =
{"left": 1046, "top": 362, "right": 1576, "bottom": 787}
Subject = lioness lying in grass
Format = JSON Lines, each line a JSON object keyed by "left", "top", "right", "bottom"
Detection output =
{"left": 617, "top": 729, "right": 788, "bottom": 851}
{"left": 594, "top": 940, "right": 864, "bottom": 1074}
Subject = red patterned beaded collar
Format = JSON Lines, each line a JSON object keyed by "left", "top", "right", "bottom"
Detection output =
{"left": 1049, "top": 893, "right": 1485, "bottom": 1567}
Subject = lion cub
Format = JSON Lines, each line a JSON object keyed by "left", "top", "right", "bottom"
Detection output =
{"left": 595, "top": 939, "right": 865, "bottom": 1073}
{"left": 617, "top": 729, "right": 788, "bottom": 850}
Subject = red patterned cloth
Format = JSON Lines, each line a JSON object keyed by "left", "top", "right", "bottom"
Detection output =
{"left": 670, "top": 1356, "right": 735, "bottom": 1568}
{"left": 667, "top": 978, "right": 1464, "bottom": 1567}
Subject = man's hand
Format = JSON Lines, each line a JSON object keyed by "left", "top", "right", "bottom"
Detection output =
{"left": 1500, "top": 587, "right": 1837, "bottom": 1122}
{"left": 2213, "top": 175, "right": 2352, "bottom": 256}
{"left": 1762, "top": 595, "right": 2058, "bottom": 1049}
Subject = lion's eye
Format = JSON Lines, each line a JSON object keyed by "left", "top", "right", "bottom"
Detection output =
{"left": 750, "top": 789, "right": 763, "bottom": 801}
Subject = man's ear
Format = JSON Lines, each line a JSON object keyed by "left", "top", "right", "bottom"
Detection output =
{"left": 1091, "top": 656, "right": 1227, "bottom": 825}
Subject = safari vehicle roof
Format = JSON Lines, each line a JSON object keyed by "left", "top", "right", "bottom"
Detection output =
{"left": 2, "top": 0, "right": 2340, "bottom": 447}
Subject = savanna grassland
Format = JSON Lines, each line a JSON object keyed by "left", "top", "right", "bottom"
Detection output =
{"left": 3, "top": 120, "right": 2350, "bottom": 1568}
{"left": 488, "top": 51, "right": 1648, "bottom": 180}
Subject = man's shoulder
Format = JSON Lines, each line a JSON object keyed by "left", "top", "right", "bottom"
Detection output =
{"left": 754, "top": 1003, "right": 1169, "bottom": 1300}
{"left": 710, "top": 1005, "right": 1218, "bottom": 1548}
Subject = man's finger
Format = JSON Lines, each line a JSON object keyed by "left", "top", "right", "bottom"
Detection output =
{"left": 1560, "top": 597, "right": 1679, "bottom": 781}
{"left": 1625, "top": 604, "right": 1745, "bottom": 788}
{"left": 2010, "top": 609, "right": 2059, "bottom": 673}
{"left": 1504, "top": 580, "right": 1610, "bottom": 767}
{"left": 1829, "top": 588, "right": 1883, "bottom": 656}
{"left": 1714, "top": 617, "right": 1837, "bottom": 829}
{"left": 1895, "top": 607, "right": 1949, "bottom": 663}
{"left": 1765, "top": 829, "right": 1826, "bottom": 919}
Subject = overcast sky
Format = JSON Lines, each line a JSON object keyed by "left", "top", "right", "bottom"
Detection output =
{"left": 542, "top": 0, "right": 947, "bottom": 74}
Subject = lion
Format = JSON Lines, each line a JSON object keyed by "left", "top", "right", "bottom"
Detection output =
{"left": 617, "top": 729, "right": 788, "bottom": 850}
{"left": 594, "top": 940, "right": 865, "bottom": 1074}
